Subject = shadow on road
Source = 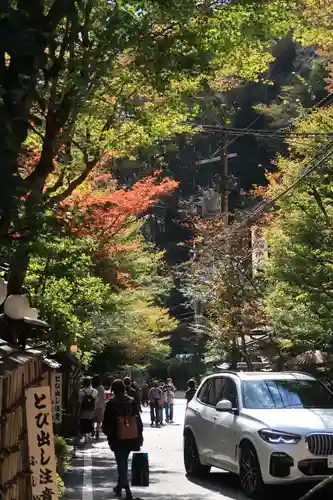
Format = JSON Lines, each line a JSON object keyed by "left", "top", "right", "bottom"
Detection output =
{"left": 64, "top": 456, "right": 84, "bottom": 499}
{"left": 187, "top": 472, "right": 322, "bottom": 500}
{"left": 133, "top": 494, "right": 215, "bottom": 500}
{"left": 64, "top": 431, "right": 331, "bottom": 500}
{"left": 186, "top": 472, "right": 253, "bottom": 500}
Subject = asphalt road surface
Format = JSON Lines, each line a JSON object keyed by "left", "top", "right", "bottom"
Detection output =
{"left": 64, "top": 398, "right": 318, "bottom": 500}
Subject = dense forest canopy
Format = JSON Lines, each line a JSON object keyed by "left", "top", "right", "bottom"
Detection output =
{"left": 1, "top": 1, "right": 333, "bottom": 378}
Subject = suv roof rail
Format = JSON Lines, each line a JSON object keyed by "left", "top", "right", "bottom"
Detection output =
{"left": 213, "top": 370, "right": 241, "bottom": 377}
{"left": 213, "top": 369, "right": 315, "bottom": 378}
{"left": 280, "top": 370, "right": 314, "bottom": 377}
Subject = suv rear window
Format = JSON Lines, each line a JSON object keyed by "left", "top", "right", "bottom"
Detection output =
{"left": 197, "top": 377, "right": 232, "bottom": 407}
{"left": 207, "top": 378, "right": 225, "bottom": 406}
{"left": 242, "top": 379, "right": 333, "bottom": 409}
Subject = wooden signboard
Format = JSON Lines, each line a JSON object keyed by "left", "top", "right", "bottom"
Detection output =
{"left": 25, "top": 385, "right": 58, "bottom": 500}
{"left": 51, "top": 372, "right": 63, "bottom": 424}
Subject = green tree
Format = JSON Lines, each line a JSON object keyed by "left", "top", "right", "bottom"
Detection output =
{"left": 183, "top": 220, "right": 265, "bottom": 368}
{"left": 0, "top": 0, "right": 297, "bottom": 295}
{"left": 264, "top": 106, "right": 333, "bottom": 354}
{"left": 26, "top": 235, "right": 110, "bottom": 354}
{"left": 21, "top": 217, "right": 176, "bottom": 362}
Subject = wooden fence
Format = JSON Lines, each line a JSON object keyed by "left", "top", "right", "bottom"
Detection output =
{"left": 0, "top": 339, "right": 45, "bottom": 500}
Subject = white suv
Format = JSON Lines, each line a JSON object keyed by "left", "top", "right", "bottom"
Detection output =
{"left": 183, "top": 371, "right": 333, "bottom": 498}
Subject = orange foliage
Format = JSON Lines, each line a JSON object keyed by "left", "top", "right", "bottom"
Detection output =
{"left": 250, "top": 171, "right": 282, "bottom": 197}
{"left": 250, "top": 184, "right": 268, "bottom": 197}
{"left": 18, "top": 150, "right": 41, "bottom": 176}
{"left": 62, "top": 171, "right": 179, "bottom": 256}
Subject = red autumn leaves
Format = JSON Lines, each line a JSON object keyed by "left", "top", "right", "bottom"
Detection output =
{"left": 62, "top": 170, "right": 178, "bottom": 256}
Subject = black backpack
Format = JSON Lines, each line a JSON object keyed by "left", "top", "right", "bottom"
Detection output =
{"left": 81, "top": 390, "right": 96, "bottom": 411}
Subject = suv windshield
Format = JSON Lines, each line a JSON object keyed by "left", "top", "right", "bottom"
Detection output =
{"left": 241, "top": 379, "right": 333, "bottom": 409}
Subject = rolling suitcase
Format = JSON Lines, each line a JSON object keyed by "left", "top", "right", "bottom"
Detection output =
{"left": 131, "top": 451, "right": 149, "bottom": 487}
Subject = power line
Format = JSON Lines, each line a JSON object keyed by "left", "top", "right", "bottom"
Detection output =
{"left": 221, "top": 51, "right": 318, "bottom": 150}
{"left": 238, "top": 139, "right": 333, "bottom": 227}
{"left": 198, "top": 125, "right": 333, "bottom": 138}
{"left": 281, "top": 92, "right": 333, "bottom": 132}
{"left": 199, "top": 91, "right": 333, "bottom": 151}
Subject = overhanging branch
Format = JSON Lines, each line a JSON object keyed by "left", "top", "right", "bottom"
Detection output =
{"left": 43, "top": 169, "right": 66, "bottom": 197}
{"left": 49, "top": 158, "right": 98, "bottom": 204}
{"left": 45, "top": 0, "right": 75, "bottom": 32}
{"left": 310, "top": 185, "right": 330, "bottom": 224}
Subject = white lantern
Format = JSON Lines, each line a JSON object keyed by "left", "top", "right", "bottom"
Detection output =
{"left": 0, "top": 278, "right": 7, "bottom": 306}
{"left": 26, "top": 308, "right": 38, "bottom": 320}
{"left": 4, "top": 295, "right": 30, "bottom": 320}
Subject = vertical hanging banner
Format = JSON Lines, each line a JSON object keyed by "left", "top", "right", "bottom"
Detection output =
{"left": 25, "top": 386, "right": 58, "bottom": 500}
{"left": 51, "top": 372, "right": 63, "bottom": 424}
{"left": 251, "top": 225, "right": 268, "bottom": 276}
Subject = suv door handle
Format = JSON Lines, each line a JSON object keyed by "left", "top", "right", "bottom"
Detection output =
{"left": 213, "top": 416, "right": 218, "bottom": 421}
{"left": 194, "top": 408, "right": 200, "bottom": 415}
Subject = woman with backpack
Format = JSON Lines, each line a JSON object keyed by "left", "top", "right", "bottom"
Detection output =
{"left": 79, "top": 377, "right": 98, "bottom": 443}
{"left": 102, "top": 379, "right": 143, "bottom": 500}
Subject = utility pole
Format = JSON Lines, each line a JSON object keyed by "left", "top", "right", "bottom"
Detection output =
{"left": 221, "top": 130, "right": 238, "bottom": 368}
{"left": 222, "top": 132, "right": 229, "bottom": 224}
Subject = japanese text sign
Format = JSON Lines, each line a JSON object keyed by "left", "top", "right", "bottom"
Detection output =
{"left": 51, "top": 372, "right": 63, "bottom": 424}
{"left": 25, "top": 386, "right": 58, "bottom": 500}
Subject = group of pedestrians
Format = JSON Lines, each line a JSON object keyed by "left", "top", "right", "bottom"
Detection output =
{"left": 147, "top": 378, "right": 176, "bottom": 427}
{"left": 78, "top": 375, "right": 197, "bottom": 441}
{"left": 77, "top": 373, "right": 198, "bottom": 499}
{"left": 102, "top": 378, "right": 143, "bottom": 500}
{"left": 78, "top": 374, "right": 106, "bottom": 442}
{"left": 77, "top": 375, "right": 143, "bottom": 499}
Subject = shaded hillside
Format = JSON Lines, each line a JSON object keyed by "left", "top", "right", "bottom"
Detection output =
{"left": 113, "top": 37, "right": 328, "bottom": 356}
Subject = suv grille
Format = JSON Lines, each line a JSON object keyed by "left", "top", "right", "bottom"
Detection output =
{"left": 307, "top": 434, "right": 333, "bottom": 456}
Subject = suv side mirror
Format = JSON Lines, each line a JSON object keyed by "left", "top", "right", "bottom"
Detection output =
{"left": 216, "top": 399, "right": 233, "bottom": 412}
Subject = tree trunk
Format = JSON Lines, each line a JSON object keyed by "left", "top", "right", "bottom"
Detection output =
{"left": 7, "top": 175, "right": 47, "bottom": 295}
{"left": 273, "top": 352, "right": 286, "bottom": 371}
{"left": 240, "top": 334, "right": 253, "bottom": 371}
{"left": 0, "top": 6, "right": 45, "bottom": 225}
{"left": 229, "top": 338, "right": 239, "bottom": 370}
{"left": 0, "top": 2, "right": 73, "bottom": 237}
{"left": 7, "top": 244, "right": 31, "bottom": 295}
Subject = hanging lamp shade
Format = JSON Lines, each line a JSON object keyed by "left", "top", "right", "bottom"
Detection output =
{"left": 4, "top": 295, "right": 30, "bottom": 319}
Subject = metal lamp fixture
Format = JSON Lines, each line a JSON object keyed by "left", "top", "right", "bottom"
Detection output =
{"left": 0, "top": 278, "right": 40, "bottom": 320}
{"left": 0, "top": 278, "right": 7, "bottom": 305}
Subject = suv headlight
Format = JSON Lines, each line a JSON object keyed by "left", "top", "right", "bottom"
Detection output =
{"left": 258, "top": 429, "right": 301, "bottom": 445}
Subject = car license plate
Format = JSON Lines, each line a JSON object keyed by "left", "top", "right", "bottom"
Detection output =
{"left": 328, "top": 456, "right": 333, "bottom": 468}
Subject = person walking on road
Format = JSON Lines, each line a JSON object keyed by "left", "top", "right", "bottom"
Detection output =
{"left": 102, "top": 379, "right": 143, "bottom": 500}
{"left": 158, "top": 381, "right": 166, "bottom": 425}
{"left": 148, "top": 380, "right": 162, "bottom": 427}
{"left": 141, "top": 381, "right": 149, "bottom": 407}
{"left": 78, "top": 377, "right": 98, "bottom": 443}
{"left": 185, "top": 378, "right": 197, "bottom": 403}
{"left": 166, "top": 377, "right": 176, "bottom": 391}
{"left": 124, "top": 376, "right": 142, "bottom": 412}
{"left": 92, "top": 374, "right": 106, "bottom": 440}
{"left": 165, "top": 382, "right": 175, "bottom": 423}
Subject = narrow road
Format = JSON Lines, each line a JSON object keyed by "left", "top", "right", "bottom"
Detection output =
{"left": 64, "top": 398, "right": 312, "bottom": 500}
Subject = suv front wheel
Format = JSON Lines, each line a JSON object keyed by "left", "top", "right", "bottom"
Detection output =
{"left": 183, "top": 431, "right": 211, "bottom": 477}
{"left": 239, "top": 442, "right": 266, "bottom": 498}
